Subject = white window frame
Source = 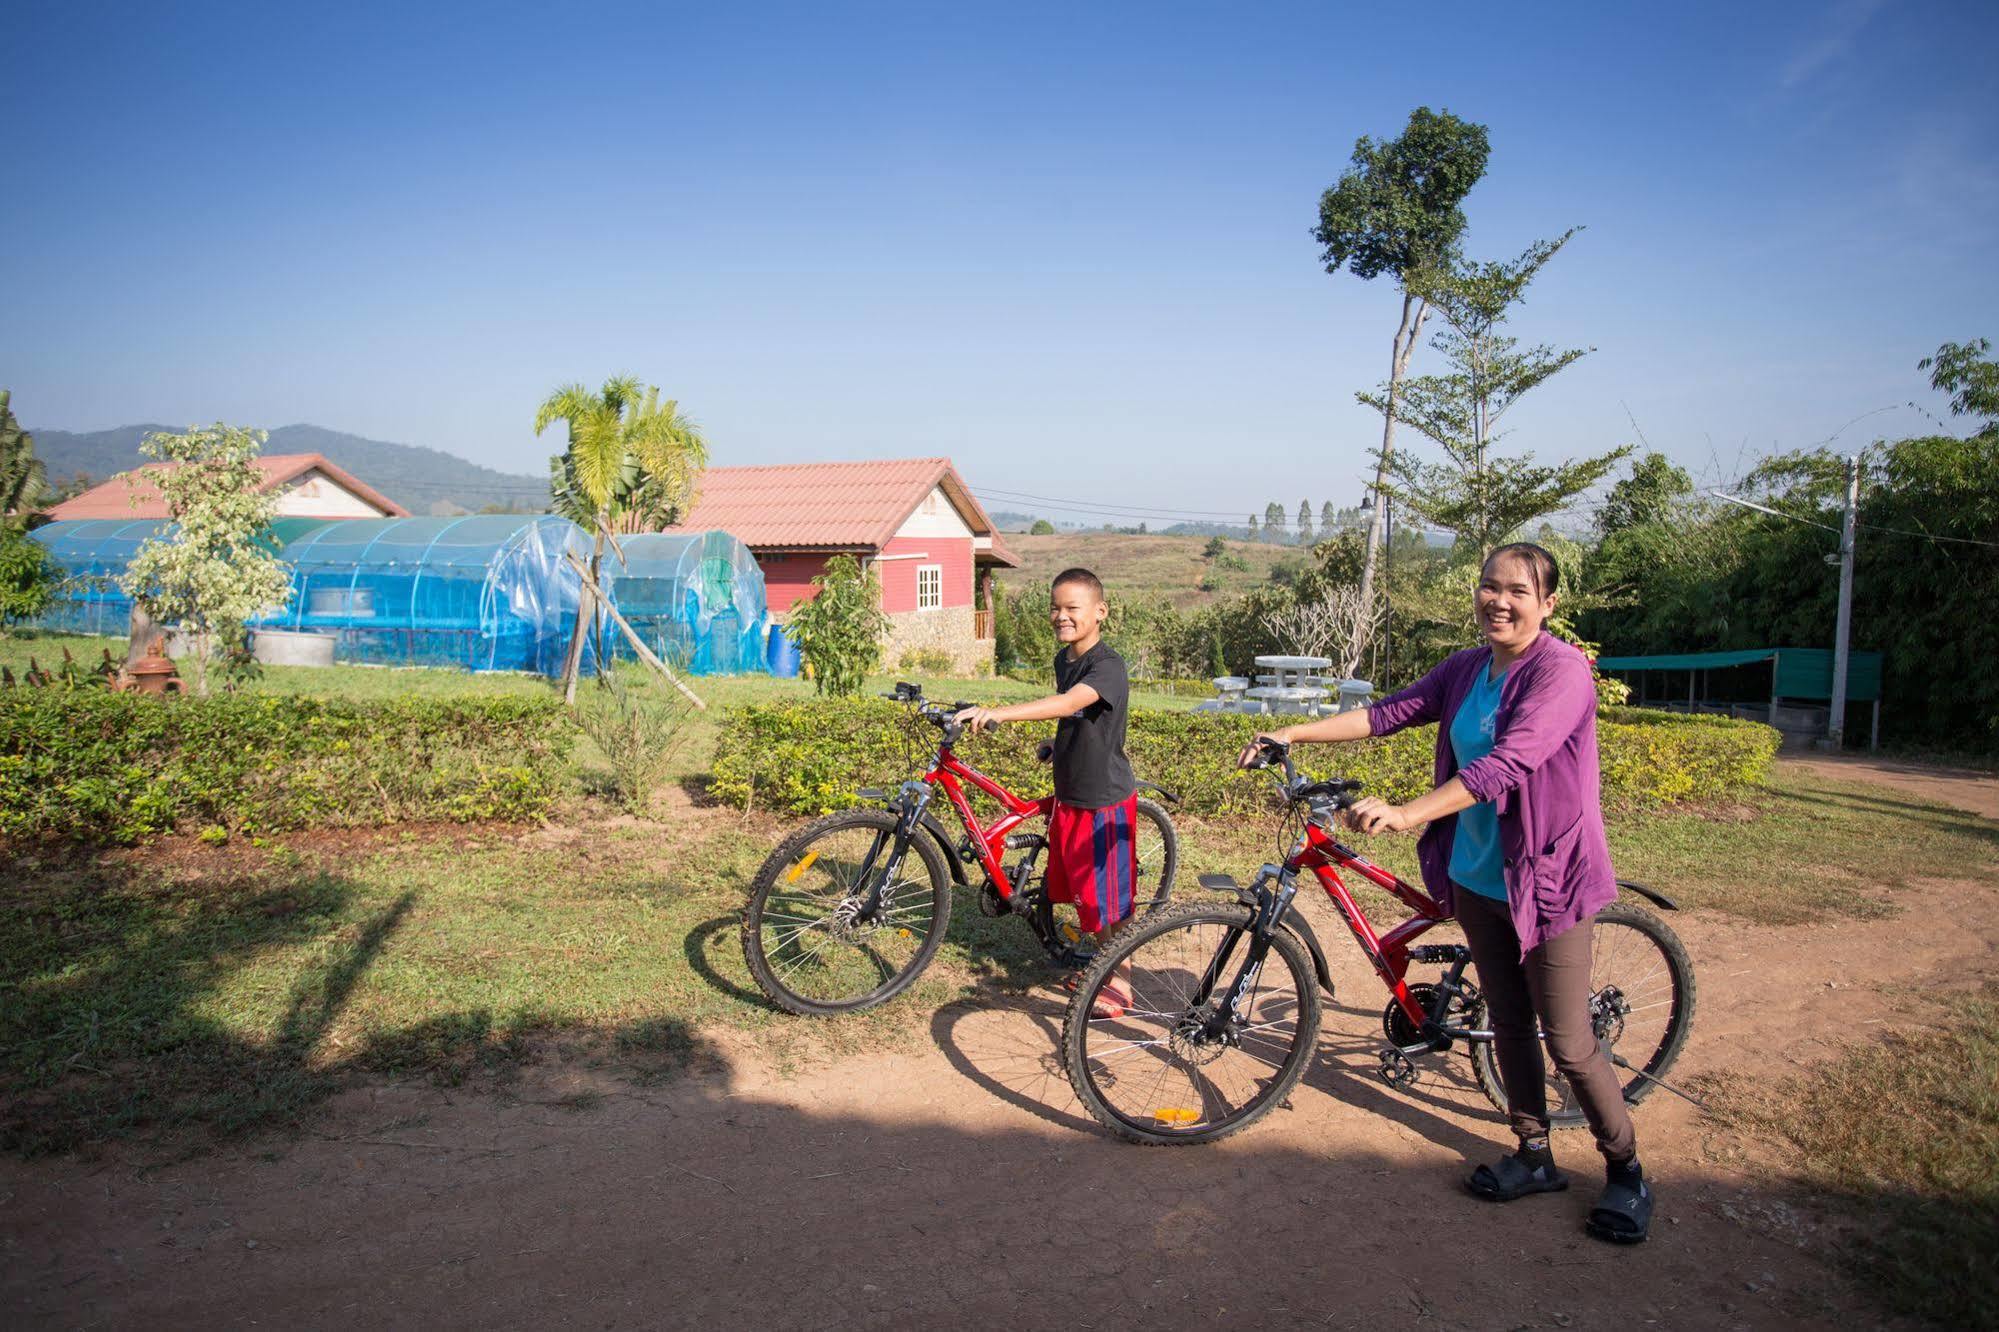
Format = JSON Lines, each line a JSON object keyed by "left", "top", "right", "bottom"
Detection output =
{"left": 916, "top": 564, "right": 943, "bottom": 611}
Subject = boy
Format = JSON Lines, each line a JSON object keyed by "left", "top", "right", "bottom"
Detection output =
{"left": 956, "top": 568, "right": 1137, "bottom": 1016}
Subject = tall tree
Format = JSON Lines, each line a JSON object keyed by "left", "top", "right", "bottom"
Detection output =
{"left": 1247, "top": 514, "right": 1258, "bottom": 539}
{"left": 1362, "top": 231, "right": 1628, "bottom": 557}
{"left": 0, "top": 391, "right": 50, "bottom": 530}
{"left": 1315, "top": 107, "right": 1491, "bottom": 617}
{"left": 1320, "top": 500, "right": 1336, "bottom": 533}
{"left": 1264, "top": 501, "right": 1286, "bottom": 542}
{"left": 1595, "top": 452, "right": 1693, "bottom": 537}
{"left": 1919, "top": 337, "right": 1999, "bottom": 437}
{"left": 1296, "top": 499, "right": 1314, "bottom": 544}
{"left": 535, "top": 377, "right": 709, "bottom": 701}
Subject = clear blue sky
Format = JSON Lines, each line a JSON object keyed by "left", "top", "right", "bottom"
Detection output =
{"left": 5, "top": 0, "right": 1994, "bottom": 521}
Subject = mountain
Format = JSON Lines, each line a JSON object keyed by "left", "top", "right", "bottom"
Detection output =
{"left": 29, "top": 422, "right": 551, "bottom": 516}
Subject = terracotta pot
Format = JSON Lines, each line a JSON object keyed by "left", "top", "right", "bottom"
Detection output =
{"left": 118, "top": 637, "right": 186, "bottom": 695}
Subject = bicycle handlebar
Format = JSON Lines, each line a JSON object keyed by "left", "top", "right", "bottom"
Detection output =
{"left": 1243, "top": 736, "right": 1364, "bottom": 816}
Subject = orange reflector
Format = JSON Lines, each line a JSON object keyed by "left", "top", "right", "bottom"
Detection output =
{"left": 1153, "top": 1108, "right": 1199, "bottom": 1126}
{"left": 784, "top": 850, "right": 821, "bottom": 883}
{"left": 1061, "top": 923, "right": 1081, "bottom": 942}
{"left": 897, "top": 929, "right": 911, "bottom": 938}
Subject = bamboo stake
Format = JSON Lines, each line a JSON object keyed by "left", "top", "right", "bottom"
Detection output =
{"left": 562, "top": 551, "right": 707, "bottom": 710}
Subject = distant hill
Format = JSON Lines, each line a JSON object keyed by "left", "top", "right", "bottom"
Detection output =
{"left": 29, "top": 422, "right": 551, "bottom": 516}
{"left": 999, "top": 531, "right": 1304, "bottom": 610}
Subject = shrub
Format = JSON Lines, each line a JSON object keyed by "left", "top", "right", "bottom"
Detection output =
{"left": 784, "top": 554, "right": 887, "bottom": 697}
{"left": 897, "top": 648, "right": 954, "bottom": 676}
{"left": 0, "top": 691, "right": 573, "bottom": 843}
{"left": 576, "top": 679, "right": 692, "bottom": 817}
{"left": 710, "top": 699, "right": 1778, "bottom": 817}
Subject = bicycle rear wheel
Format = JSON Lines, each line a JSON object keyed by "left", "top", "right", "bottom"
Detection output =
{"left": 1470, "top": 899, "right": 1696, "bottom": 1127}
{"left": 741, "top": 808, "right": 952, "bottom": 1016}
{"left": 1063, "top": 902, "right": 1322, "bottom": 1146}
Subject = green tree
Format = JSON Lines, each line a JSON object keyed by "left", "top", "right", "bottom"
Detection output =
{"left": 1919, "top": 337, "right": 1999, "bottom": 436}
{"left": 0, "top": 390, "right": 50, "bottom": 530}
{"left": 1320, "top": 500, "right": 1335, "bottom": 533}
{"left": 786, "top": 555, "right": 889, "bottom": 696}
{"left": 1363, "top": 231, "right": 1629, "bottom": 557}
{"left": 1264, "top": 502, "right": 1286, "bottom": 541}
{"left": 1247, "top": 514, "right": 1258, "bottom": 539}
{"left": 1029, "top": 518, "right": 1055, "bottom": 535}
{"left": 1315, "top": 106, "right": 1492, "bottom": 621}
{"left": 535, "top": 376, "right": 709, "bottom": 698}
{"left": 1296, "top": 499, "right": 1314, "bottom": 545}
{"left": 117, "top": 425, "right": 294, "bottom": 694}
{"left": 1202, "top": 535, "right": 1228, "bottom": 559}
{"left": 0, "top": 527, "right": 56, "bottom": 623}
{"left": 1595, "top": 452, "right": 1693, "bottom": 537}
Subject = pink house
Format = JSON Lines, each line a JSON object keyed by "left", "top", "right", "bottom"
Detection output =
{"left": 675, "top": 458, "right": 1019, "bottom": 674}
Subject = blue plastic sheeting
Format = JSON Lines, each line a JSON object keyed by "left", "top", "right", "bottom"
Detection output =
{"left": 258, "top": 516, "right": 592, "bottom": 675}
{"left": 27, "top": 519, "right": 170, "bottom": 635}
{"left": 29, "top": 515, "right": 774, "bottom": 678}
{"left": 599, "top": 530, "right": 770, "bottom": 676}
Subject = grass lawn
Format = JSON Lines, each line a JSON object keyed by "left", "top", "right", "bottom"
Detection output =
{"left": 4, "top": 753, "right": 1994, "bottom": 1159}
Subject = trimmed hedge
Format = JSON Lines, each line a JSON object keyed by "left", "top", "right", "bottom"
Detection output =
{"left": 0, "top": 691, "right": 573, "bottom": 844}
{"left": 710, "top": 698, "right": 1780, "bottom": 817}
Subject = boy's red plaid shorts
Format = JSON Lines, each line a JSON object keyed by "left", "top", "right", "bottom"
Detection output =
{"left": 1044, "top": 795, "right": 1138, "bottom": 934}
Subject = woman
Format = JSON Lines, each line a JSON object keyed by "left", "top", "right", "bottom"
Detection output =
{"left": 1238, "top": 542, "right": 1652, "bottom": 1244}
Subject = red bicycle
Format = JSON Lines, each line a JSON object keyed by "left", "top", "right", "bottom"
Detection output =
{"left": 741, "top": 681, "right": 1179, "bottom": 1016}
{"left": 1062, "top": 737, "right": 1696, "bottom": 1145}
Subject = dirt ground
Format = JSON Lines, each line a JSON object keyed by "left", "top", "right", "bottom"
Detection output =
{"left": 5, "top": 759, "right": 1996, "bottom": 1330}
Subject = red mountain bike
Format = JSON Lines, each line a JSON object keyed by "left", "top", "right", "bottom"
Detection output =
{"left": 1062, "top": 737, "right": 1696, "bottom": 1145}
{"left": 741, "top": 681, "right": 1179, "bottom": 1016}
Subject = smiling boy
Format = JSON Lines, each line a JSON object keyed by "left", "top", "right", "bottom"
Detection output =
{"left": 955, "top": 568, "right": 1136, "bottom": 1015}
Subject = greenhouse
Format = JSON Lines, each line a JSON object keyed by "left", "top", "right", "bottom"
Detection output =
{"left": 26, "top": 515, "right": 771, "bottom": 679}
{"left": 254, "top": 515, "right": 590, "bottom": 674}
{"left": 597, "top": 530, "right": 770, "bottom": 675}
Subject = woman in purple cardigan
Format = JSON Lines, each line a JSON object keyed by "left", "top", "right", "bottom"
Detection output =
{"left": 1240, "top": 543, "right": 1653, "bottom": 1245}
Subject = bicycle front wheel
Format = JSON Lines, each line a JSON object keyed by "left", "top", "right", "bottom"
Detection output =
{"left": 1063, "top": 902, "right": 1322, "bottom": 1146}
{"left": 741, "top": 808, "right": 952, "bottom": 1016}
{"left": 1470, "top": 899, "right": 1696, "bottom": 1127}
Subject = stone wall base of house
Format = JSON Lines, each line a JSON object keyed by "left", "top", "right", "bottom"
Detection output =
{"left": 883, "top": 606, "right": 993, "bottom": 677}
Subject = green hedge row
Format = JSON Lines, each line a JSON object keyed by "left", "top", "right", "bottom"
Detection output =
{"left": 710, "top": 698, "right": 1780, "bottom": 817}
{"left": 0, "top": 691, "right": 574, "bottom": 844}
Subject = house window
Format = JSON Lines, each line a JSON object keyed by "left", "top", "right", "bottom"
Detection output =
{"left": 917, "top": 565, "right": 942, "bottom": 610}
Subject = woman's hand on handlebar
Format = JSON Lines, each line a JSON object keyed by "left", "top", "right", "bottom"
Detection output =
{"left": 1237, "top": 731, "right": 1290, "bottom": 770}
{"left": 1344, "top": 796, "right": 1415, "bottom": 836}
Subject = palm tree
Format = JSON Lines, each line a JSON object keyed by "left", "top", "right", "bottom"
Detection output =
{"left": 534, "top": 377, "right": 709, "bottom": 698}
{"left": 0, "top": 391, "right": 50, "bottom": 530}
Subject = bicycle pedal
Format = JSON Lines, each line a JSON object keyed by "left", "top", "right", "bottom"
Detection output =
{"left": 1377, "top": 1048, "right": 1419, "bottom": 1089}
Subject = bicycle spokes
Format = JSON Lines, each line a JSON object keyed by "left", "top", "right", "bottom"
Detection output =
{"left": 756, "top": 826, "right": 938, "bottom": 1005}
{"left": 1077, "top": 913, "right": 1311, "bottom": 1137}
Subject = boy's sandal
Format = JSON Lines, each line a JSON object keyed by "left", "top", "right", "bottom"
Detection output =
{"left": 1466, "top": 1154, "right": 1569, "bottom": 1202}
{"left": 1088, "top": 988, "right": 1129, "bottom": 1020}
{"left": 1584, "top": 1177, "right": 1654, "bottom": 1244}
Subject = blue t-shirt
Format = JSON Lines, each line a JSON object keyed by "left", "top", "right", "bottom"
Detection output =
{"left": 1447, "top": 664, "right": 1509, "bottom": 900}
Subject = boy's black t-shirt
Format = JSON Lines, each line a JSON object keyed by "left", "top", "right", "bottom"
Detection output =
{"left": 1051, "top": 641, "right": 1135, "bottom": 808}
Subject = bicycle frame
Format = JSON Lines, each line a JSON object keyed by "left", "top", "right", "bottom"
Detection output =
{"left": 920, "top": 741, "right": 1051, "bottom": 905}
{"left": 1284, "top": 816, "right": 1455, "bottom": 1032}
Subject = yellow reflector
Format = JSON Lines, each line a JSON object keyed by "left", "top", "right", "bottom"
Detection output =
{"left": 897, "top": 929, "right": 911, "bottom": 938}
{"left": 1061, "top": 923, "right": 1081, "bottom": 942}
{"left": 1153, "top": 1108, "right": 1200, "bottom": 1126}
{"left": 784, "top": 850, "right": 821, "bottom": 883}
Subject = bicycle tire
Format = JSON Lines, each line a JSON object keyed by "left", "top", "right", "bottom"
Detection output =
{"left": 740, "top": 808, "right": 953, "bottom": 1017}
{"left": 1063, "top": 901, "right": 1322, "bottom": 1146}
{"left": 1469, "top": 899, "right": 1696, "bottom": 1128}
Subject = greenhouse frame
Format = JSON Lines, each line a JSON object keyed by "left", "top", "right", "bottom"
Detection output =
{"left": 26, "top": 515, "right": 772, "bottom": 678}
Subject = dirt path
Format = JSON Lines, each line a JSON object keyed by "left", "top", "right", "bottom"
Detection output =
{"left": 1781, "top": 753, "right": 1999, "bottom": 820}
{"left": 7, "top": 775, "right": 1997, "bottom": 1329}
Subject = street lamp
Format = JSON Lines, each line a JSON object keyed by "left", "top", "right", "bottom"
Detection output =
{"left": 1360, "top": 491, "right": 1392, "bottom": 684}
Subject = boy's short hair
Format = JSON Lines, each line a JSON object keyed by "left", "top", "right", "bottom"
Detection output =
{"left": 1050, "top": 567, "right": 1106, "bottom": 602}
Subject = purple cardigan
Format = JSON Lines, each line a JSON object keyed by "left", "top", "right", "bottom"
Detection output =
{"left": 1367, "top": 631, "right": 1616, "bottom": 956}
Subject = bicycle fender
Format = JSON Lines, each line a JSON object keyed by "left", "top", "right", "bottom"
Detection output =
{"left": 1615, "top": 878, "right": 1679, "bottom": 912}
{"left": 1135, "top": 779, "right": 1181, "bottom": 805}
{"left": 918, "top": 812, "right": 969, "bottom": 886}
{"left": 1279, "top": 913, "right": 1338, "bottom": 999}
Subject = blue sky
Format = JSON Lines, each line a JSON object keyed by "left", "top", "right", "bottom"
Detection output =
{"left": 5, "top": 0, "right": 1994, "bottom": 521}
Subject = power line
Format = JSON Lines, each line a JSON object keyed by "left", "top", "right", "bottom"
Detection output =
{"left": 1707, "top": 489, "right": 1999, "bottom": 549}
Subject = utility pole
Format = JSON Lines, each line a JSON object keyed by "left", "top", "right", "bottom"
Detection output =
{"left": 1825, "top": 454, "right": 1860, "bottom": 749}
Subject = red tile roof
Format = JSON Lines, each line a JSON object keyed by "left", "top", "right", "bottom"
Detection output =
{"left": 675, "top": 457, "right": 1018, "bottom": 565}
{"left": 48, "top": 453, "right": 410, "bottom": 521}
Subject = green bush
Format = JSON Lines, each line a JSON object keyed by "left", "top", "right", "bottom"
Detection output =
{"left": 0, "top": 691, "right": 573, "bottom": 843}
{"left": 710, "top": 699, "right": 1779, "bottom": 817}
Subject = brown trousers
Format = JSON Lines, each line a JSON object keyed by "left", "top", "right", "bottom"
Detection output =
{"left": 1453, "top": 889, "right": 1637, "bottom": 1164}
